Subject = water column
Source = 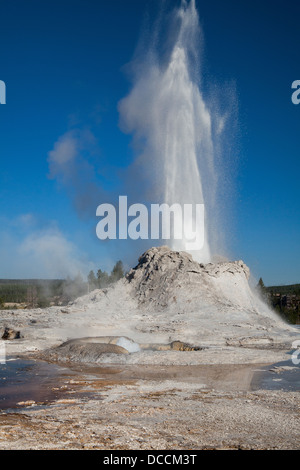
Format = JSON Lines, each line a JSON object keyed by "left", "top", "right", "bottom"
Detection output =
{"left": 119, "top": 0, "right": 217, "bottom": 263}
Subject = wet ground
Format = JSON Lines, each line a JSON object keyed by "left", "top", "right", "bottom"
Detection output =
{"left": 0, "top": 358, "right": 80, "bottom": 410}
{"left": 0, "top": 355, "right": 299, "bottom": 411}
{"left": 252, "top": 361, "right": 300, "bottom": 391}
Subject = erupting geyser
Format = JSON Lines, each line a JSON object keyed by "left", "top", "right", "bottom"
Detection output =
{"left": 119, "top": 0, "right": 224, "bottom": 263}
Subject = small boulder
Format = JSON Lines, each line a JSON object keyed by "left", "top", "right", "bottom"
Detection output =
{"left": 1, "top": 327, "right": 21, "bottom": 340}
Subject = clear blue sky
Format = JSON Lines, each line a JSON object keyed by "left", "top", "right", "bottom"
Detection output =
{"left": 0, "top": 0, "right": 299, "bottom": 285}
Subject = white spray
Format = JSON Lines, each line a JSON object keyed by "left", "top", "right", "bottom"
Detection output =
{"left": 119, "top": 0, "right": 224, "bottom": 263}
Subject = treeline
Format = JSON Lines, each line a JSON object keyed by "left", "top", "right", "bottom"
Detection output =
{"left": 0, "top": 279, "right": 66, "bottom": 304}
{"left": 0, "top": 276, "right": 87, "bottom": 308}
{"left": 266, "top": 283, "right": 300, "bottom": 296}
{"left": 87, "top": 260, "right": 124, "bottom": 290}
{"left": 0, "top": 260, "right": 125, "bottom": 309}
{"left": 257, "top": 278, "right": 300, "bottom": 324}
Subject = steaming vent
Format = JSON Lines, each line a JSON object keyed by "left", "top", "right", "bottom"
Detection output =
{"left": 116, "top": 337, "right": 140, "bottom": 353}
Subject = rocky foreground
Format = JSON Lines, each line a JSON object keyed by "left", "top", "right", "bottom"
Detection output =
{"left": 0, "top": 246, "right": 299, "bottom": 449}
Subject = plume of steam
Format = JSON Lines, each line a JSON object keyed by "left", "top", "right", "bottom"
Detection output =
{"left": 45, "top": 0, "right": 237, "bottom": 266}
{"left": 47, "top": 129, "right": 106, "bottom": 218}
{"left": 19, "top": 227, "right": 94, "bottom": 278}
{"left": 118, "top": 0, "right": 235, "bottom": 261}
{"left": 0, "top": 212, "right": 94, "bottom": 279}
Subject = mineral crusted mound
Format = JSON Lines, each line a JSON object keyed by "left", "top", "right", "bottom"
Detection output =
{"left": 43, "top": 335, "right": 203, "bottom": 363}
{"left": 7, "top": 246, "right": 297, "bottom": 362}
{"left": 127, "top": 246, "right": 254, "bottom": 311}
{"left": 65, "top": 246, "right": 295, "bottom": 350}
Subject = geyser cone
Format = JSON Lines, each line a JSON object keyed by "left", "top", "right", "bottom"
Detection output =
{"left": 58, "top": 246, "right": 296, "bottom": 356}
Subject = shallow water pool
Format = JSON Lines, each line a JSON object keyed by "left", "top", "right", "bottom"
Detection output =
{"left": 252, "top": 360, "right": 300, "bottom": 392}
{"left": 1, "top": 355, "right": 299, "bottom": 412}
{"left": 0, "top": 358, "right": 77, "bottom": 410}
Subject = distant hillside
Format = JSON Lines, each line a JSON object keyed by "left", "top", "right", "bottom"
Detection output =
{"left": 265, "top": 284, "right": 300, "bottom": 325}
{"left": 266, "top": 284, "right": 300, "bottom": 295}
{"left": 0, "top": 278, "right": 87, "bottom": 308}
{"left": 0, "top": 260, "right": 125, "bottom": 309}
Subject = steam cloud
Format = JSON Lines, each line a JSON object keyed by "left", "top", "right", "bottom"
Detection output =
{"left": 0, "top": 214, "right": 94, "bottom": 279}
{"left": 47, "top": 128, "right": 106, "bottom": 219}
{"left": 118, "top": 0, "right": 237, "bottom": 261}
{"left": 45, "top": 0, "right": 238, "bottom": 268}
{"left": 19, "top": 227, "right": 94, "bottom": 279}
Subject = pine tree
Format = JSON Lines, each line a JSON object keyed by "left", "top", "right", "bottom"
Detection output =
{"left": 110, "top": 261, "right": 124, "bottom": 283}
{"left": 97, "top": 269, "right": 110, "bottom": 288}
{"left": 258, "top": 277, "right": 265, "bottom": 290}
{"left": 257, "top": 277, "right": 268, "bottom": 301}
{"left": 87, "top": 270, "right": 97, "bottom": 291}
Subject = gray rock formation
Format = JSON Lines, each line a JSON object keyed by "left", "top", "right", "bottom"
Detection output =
{"left": 126, "top": 246, "right": 258, "bottom": 313}
{"left": 1, "top": 327, "right": 21, "bottom": 340}
{"left": 45, "top": 341, "right": 129, "bottom": 363}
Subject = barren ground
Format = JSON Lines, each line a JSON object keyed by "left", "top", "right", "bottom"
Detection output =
{"left": 0, "top": 248, "right": 299, "bottom": 450}
{"left": 0, "top": 354, "right": 299, "bottom": 450}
